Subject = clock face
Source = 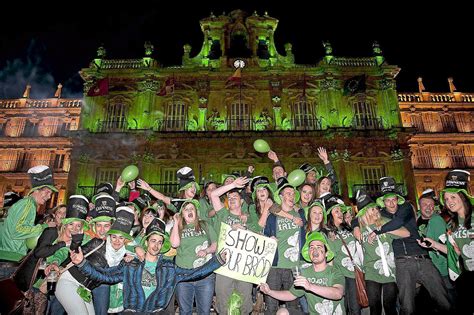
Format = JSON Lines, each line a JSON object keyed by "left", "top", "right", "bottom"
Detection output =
{"left": 233, "top": 59, "right": 245, "bottom": 69}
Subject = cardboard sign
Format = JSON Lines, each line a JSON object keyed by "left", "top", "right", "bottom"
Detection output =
{"left": 215, "top": 223, "right": 277, "bottom": 285}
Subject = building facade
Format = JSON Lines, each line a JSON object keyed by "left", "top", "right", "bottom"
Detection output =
{"left": 399, "top": 78, "right": 474, "bottom": 197}
{"left": 0, "top": 84, "right": 81, "bottom": 209}
{"left": 70, "top": 9, "right": 413, "bottom": 202}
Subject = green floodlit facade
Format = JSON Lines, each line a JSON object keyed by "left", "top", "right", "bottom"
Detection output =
{"left": 71, "top": 9, "right": 415, "bottom": 201}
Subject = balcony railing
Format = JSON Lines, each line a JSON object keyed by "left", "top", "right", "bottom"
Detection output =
{"left": 292, "top": 117, "right": 323, "bottom": 131}
{"left": 0, "top": 159, "right": 69, "bottom": 173}
{"left": 77, "top": 183, "right": 179, "bottom": 200}
{"left": 352, "top": 183, "right": 407, "bottom": 199}
{"left": 97, "top": 119, "right": 129, "bottom": 132}
{"left": 153, "top": 119, "right": 190, "bottom": 132}
{"left": 352, "top": 117, "right": 384, "bottom": 130}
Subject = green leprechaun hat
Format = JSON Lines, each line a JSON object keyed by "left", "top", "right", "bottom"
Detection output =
{"left": 355, "top": 189, "right": 378, "bottom": 218}
{"left": 302, "top": 231, "right": 334, "bottom": 262}
{"left": 376, "top": 176, "right": 405, "bottom": 208}
{"left": 142, "top": 217, "right": 171, "bottom": 253}
{"left": 107, "top": 206, "right": 134, "bottom": 240}
{"left": 440, "top": 169, "right": 474, "bottom": 206}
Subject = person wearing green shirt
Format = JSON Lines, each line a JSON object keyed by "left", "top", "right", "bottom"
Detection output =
{"left": 170, "top": 199, "right": 217, "bottom": 315}
{"left": 420, "top": 169, "right": 474, "bottom": 315}
{"left": 259, "top": 231, "right": 345, "bottom": 315}
{"left": 0, "top": 165, "right": 57, "bottom": 277}
{"left": 355, "top": 190, "right": 409, "bottom": 315}
{"left": 325, "top": 194, "right": 362, "bottom": 315}
{"left": 210, "top": 176, "right": 254, "bottom": 315}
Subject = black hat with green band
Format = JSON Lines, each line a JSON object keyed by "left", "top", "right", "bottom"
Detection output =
{"left": 27, "top": 165, "right": 58, "bottom": 194}
{"left": 250, "top": 176, "right": 271, "bottom": 201}
{"left": 107, "top": 206, "right": 134, "bottom": 240}
{"left": 92, "top": 194, "right": 116, "bottom": 223}
{"left": 169, "top": 198, "right": 200, "bottom": 213}
{"left": 177, "top": 166, "right": 200, "bottom": 193}
{"left": 302, "top": 231, "right": 334, "bottom": 263}
{"left": 62, "top": 195, "right": 90, "bottom": 230}
{"left": 376, "top": 176, "right": 405, "bottom": 208}
{"left": 131, "top": 194, "right": 151, "bottom": 214}
{"left": 325, "top": 194, "right": 346, "bottom": 214}
{"left": 440, "top": 169, "right": 474, "bottom": 206}
{"left": 355, "top": 189, "right": 378, "bottom": 218}
{"left": 143, "top": 217, "right": 171, "bottom": 253}
{"left": 92, "top": 182, "right": 114, "bottom": 203}
{"left": 274, "top": 177, "right": 300, "bottom": 205}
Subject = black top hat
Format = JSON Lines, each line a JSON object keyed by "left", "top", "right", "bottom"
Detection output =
{"left": 419, "top": 188, "right": 437, "bottom": 201}
{"left": 146, "top": 217, "right": 167, "bottom": 236}
{"left": 27, "top": 165, "right": 57, "bottom": 193}
{"left": 250, "top": 176, "right": 270, "bottom": 192}
{"left": 96, "top": 182, "right": 114, "bottom": 195}
{"left": 63, "top": 195, "right": 89, "bottom": 226}
{"left": 324, "top": 194, "right": 346, "bottom": 214}
{"left": 379, "top": 177, "right": 397, "bottom": 195}
{"left": 92, "top": 194, "right": 116, "bottom": 222}
{"left": 107, "top": 206, "right": 134, "bottom": 240}
{"left": 177, "top": 166, "right": 196, "bottom": 190}
{"left": 354, "top": 190, "right": 378, "bottom": 217}
{"left": 299, "top": 163, "right": 316, "bottom": 174}
{"left": 3, "top": 192, "right": 21, "bottom": 208}
{"left": 444, "top": 169, "right": 470, "bottom": 190}
{"left": 131, "top": 194, "right": 151, "bottom": 214}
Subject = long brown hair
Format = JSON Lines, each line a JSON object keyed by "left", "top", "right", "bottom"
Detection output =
{"left": 315, "top": 176, "right": 332, "bottom": 198}
{"left": 178, "top": 202, "right": 204, "bottom": 234}
{"left": 255, "top": 187, "right": 274, "bottom": 218}
{"left": 446, "top": 192, "right": 472, "bottom": 231}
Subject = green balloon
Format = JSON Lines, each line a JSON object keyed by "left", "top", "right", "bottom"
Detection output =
{"left": 253, "top": 139, "right": 271, "bottom": 153}
{"left": 121, "top": 165, "right": 139, "bottom": 182}
{"left": 26, "top": 236, "right": 39, "bottom": 249}
{"left": 287, "top": 169, "right": 306, "bottom": 187}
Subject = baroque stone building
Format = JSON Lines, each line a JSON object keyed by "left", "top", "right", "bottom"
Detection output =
{"left": 0, "top": 84, "right": 82, "bottom": 208}
{"left": 399, "top": 78, "right": 474, "bottom": 196}
{"left": 70, "top": 9, "right": 414, "bottom": 202}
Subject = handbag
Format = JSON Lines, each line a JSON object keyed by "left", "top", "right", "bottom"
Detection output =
{"left": 339, "top": 235, "right": 369, "bottom": 308}
{"left": 0, "top": 250, "right": 40, "bottom": 315}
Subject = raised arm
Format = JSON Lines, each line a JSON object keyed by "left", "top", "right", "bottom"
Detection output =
{"left": 71, "top": 248, "right": 124, "bottom": 284}
{"left": 210, "top": 177, "right": 249, "bottom": 212}
{"left": 137, "top": 179, "right": 171, "bottom": 205}
{"left": 170, "top": 214, "right": 181, "bottom": 248}
{"left": 259, "top": 283, "right": 297, "bottom": 302}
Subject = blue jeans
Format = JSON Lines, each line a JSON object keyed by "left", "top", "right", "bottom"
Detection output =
{"left": 345, "top": 277, "right": 361, "bottom": 315}
{"left": 92, "top": 284, "right": 110, "bottom": 315}
{"left": 47, "top": 295, "right": 66, "bottom": 315}
{"left": 176, "top": 273, "right": 215, "bottom": 315}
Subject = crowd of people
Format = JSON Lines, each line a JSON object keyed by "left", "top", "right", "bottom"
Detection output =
{"left": 0, "top": 146, "right": 472, "bottom": 315}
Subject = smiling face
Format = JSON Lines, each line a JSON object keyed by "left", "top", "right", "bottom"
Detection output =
{"left": 300, "top": 184, "right": 314, "bottom": 205}
{"left": 420, "top": 197, "right": 435, "bottom": 219}
{"left": 281, "top": 187, "right": 296, "bottom": 208}
{"left": 141, "top": 210, "right": 156, "bottom": 229}
{"left": 95, "top": 221, "right": 112, "bottom": 238}
{"left": 444, "top": 192, "right": 465, "bottom": 215}
{"left": 54, "top": 206, "right": 66, "bottom": 226}
{"left": 110, "top": 233, "right": 126, "bottom": 250}
{"left": 227, "top": 191, "right": 242, "bottom": 210}
{"left": 182, "top": 203, "right": 197, "bottom": 224}
{"left": 309, "top": 205, "right": 324, "bottom": 226}
{"left": 272, "top": 166, "right": 286, "bottom": 181}
{"left": 65, "top": 221, "right": 83, "bottom": 238}
{"left": 318, "top": 178, "right": 331, "bottom": 196}
{"left": 331, "top": 206, "right": 344, "bottom": 227}
{"left": 309, "top": 240, "right": 327, "bottom": 264}
{"left": 146, "top": 234, "right": 164, "bottom": 256}
{"left": 383, "top": 196, "right": 399, "bottom": 213}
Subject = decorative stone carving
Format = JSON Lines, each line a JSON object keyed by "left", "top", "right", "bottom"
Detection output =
{"left": 380, "top": 78, "right": 395, "bottom": 90}
{"left": 138, "top": 80, "right": 159, "bottom": 92}
{"left": 235, "top": 140, "right": 246, "bottom": 159}
{"left": 170, "top": 143, "right": 179, "bottom": 159}
{"left": 301, "top": 143, "right": 312, "bottom": 158}
{"left": 320, "top": 78, "right": 338, "bottom": 90}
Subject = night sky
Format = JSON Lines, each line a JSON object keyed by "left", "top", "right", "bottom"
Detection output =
{"left": 0, "top": 1, "right": 471, "bottom": 99}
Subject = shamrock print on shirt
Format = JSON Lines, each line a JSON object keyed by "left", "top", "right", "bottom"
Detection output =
{"left": 314, "top": 299, "right": 343, "bottom": 315}
{"left": 193, "top": 240, "right": 212, "bottom": 268}
{"left": 373, "top": 241, "right": 395, "bottom": 276}
{"left": 284, "top": 230, "right": 300, "bottom": 262}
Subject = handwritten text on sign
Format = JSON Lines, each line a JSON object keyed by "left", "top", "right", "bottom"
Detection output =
{"left": 215, "top": 223, "right": 277, "bottom": 285}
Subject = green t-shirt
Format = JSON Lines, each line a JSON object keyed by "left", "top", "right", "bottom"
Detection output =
{"left": 213, "top": 207, "right": 252, "bottom": 235}
{"left": 247, "top": 203, "right": 264, "bottom": 234}
{"left": 276, "top": 210, "right": 301, "bottom": 269}
{"left": 361, "top": 222, "right": 396, "bottom": 283}
{"left": 326, "top": 229, "right": 359, "bottom": 279}
{"left": 289, "top": 263, "right": 345, "bottom": 315}
{"left": 452, "top": 215, "right": 474, "bottom": 272}
{"left": 176, "top": 222, "right": 217, "bottom": 269}
{"left": 418, "top": 214, "right": 448, "bottom": 276}
{"left": 142, "top": 260, "right": 157, "bottom": 299}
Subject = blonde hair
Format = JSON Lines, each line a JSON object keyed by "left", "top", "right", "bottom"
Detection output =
{"left": 358, "top": 206, "right": 383, "bottom": 229}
